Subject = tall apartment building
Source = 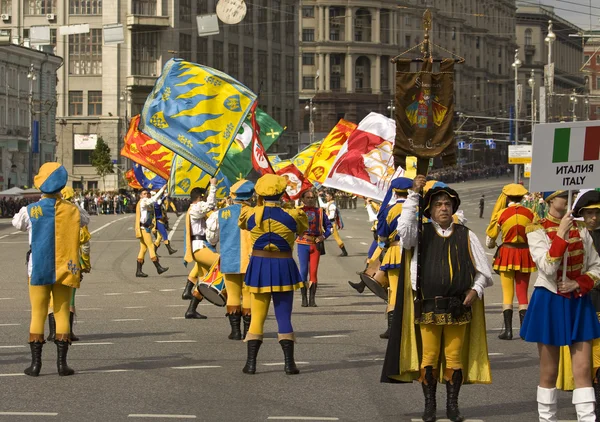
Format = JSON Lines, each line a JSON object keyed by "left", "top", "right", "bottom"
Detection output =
{"left": 583, "top": 30, "right": 600, "bottom": 121}
{"left": 299, "top": 0, "right": 517, "bottom": 136}
{"left": 1, "top": 0, "right": 299, "bottom": 190}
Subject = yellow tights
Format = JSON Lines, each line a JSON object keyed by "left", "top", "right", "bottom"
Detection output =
{"left": 332, "top": 225, "right": 344, "bottom": 248}
{"left": 420, "top": 323, "right": 467, "bottom": 370}
{"left": 386, "top": 269, "right": 400, "bottom": 313}
{"left": 224, "top": 273, "right": 251, "bottom": 314}
{"left": 137, "top": 230, "right": 157, "bottom": 262}
{"left": 29, "top": 283, "right": 72, "bottom": 336}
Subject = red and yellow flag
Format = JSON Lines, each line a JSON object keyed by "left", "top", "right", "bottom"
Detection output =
{"left": 305, "top": 119, "right": 357, "bottom": 183}
{"left": 125, "top": 168, "right": 142, "bottom": 189}
{"left": 121, "top": 115, "right": 173, "bottom": 180}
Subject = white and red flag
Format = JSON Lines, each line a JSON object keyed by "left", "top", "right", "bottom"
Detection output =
{"left": 276, "top": 163, "right": 313, "bottom": 201}
{"left": 249, "top": 102, "right": 276, "bottom": 176}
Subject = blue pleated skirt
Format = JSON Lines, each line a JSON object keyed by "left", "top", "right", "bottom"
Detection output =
{"left": 244, "top": 256, "right": 303, "bottom": 293}
{"left": 521, "top": 287, "right": 600, "bottom": 346}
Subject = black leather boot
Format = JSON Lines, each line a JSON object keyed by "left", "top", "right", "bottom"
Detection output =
{"left": 380, "top": 311, "right": 393, "bottom": 339}
{"left": 55, "top": 336, "right": 75, "bottom": 376}
{"left": 498, "top": 309, "right": 513, "bottom": 340}
{"left": 340, "top": 246, "right": 348, "bottom": 257}
{"left": 308, "top": 283, "right": 317, "bottom": 307}
{"left": 47, "top": 313, "right": 56, "bottom": 342}
{"left": 228, "top": 313, "right": 242, "bottom": 340}
{"left": 153, "top": 259, "right": 169, "bottom": 275}
{"left": 24, "top": 337, "right": 44, "bottom": 377}
{"left": 182, "top": 280, "right": 194, "bottom": 300}
{"left": 421, "top": 366, "right": 437, "bottom": 422}
{"left": 301, "top": 287, "right": 308, "bottom": 307}
{"left": 185, "top": 297, "right": 207, "bottom": 319}
{"left": 446, "top": 369, "right": 465, "bottom": 422}
{"left": 165, "top": 243, "right": 177, "bottom": 255}
{"left": 69, "top": 312, "right": 79, "bottom": 342}
{"left": 593, "top": 368, "right": 600, "bottom": 421}
{"left": 519, "top": 309, "right": 527, "bottom": 340}
{"left": 348, "top": 280, "right": 365, "bottom": 293}
{"left": 242, "top": 315, "right": 251, "bottom": 340}
{"left": 136, "top": 261, "right": 148, "bottom": 278}
{"left": 280, "top": 339, "right": 300, "bottom": 375}
{"left": 242, "top": 339, "right": 262, "bottom": 374}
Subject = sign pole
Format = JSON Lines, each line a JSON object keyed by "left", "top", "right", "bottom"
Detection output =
{"left": 562, "top": 190, "right": 572, "bottom": 282}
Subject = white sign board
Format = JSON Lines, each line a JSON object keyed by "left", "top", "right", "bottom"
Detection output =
{"left": 508, "top": 145, "right": 532, "bottom": 164}
{"left": 524, "top": 163, "right": 531, "bottom": 178}
{"left": 529, "top": 121, "right": 600, "bottom": 192}
{"left": 74, "top": 134, "right": 98, "bottom": 150}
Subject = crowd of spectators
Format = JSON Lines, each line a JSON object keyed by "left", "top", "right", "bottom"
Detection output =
{"left": 0, "top": 197, "right": 39, "bottom": 218}
{"left": 428, "top": 164, "right": 510, "bottom": 183}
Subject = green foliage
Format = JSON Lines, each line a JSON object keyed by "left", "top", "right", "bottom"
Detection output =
{"left": 91, "top": 136, "right": 114, "bottom": 187}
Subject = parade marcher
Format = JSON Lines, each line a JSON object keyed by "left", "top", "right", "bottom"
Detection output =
{"left": 479, "top": 194, "right": 485, "bottom": 219}
{"left": 376, "top": 177, "right": 412, "bottom": 339}
{"left": 325, "top": 191, "right": 348, "bottom": 257}
{"left": 296, "top": 188, "right": 332, "bottom": 307}
{"left": 12, "top": 162, "right": 89, "bottom": 376}
{"left": 206, "top": 180, "right": 255, "bottom": 339}
{"left": 182, "top": 180, "right": 219, "bottom": 319}
{"left": 153, "top": 191, "right": 177, "bottom": 255}
{"left": 135, "top": 185, "right": 168, "bottom": 277}
{"left": 381, "top": 175, "right": 493, "bottom": 422}
{"left": 485, "top": 184, "right": 537, "bottom": 340}
{"left": 238, "top": 174, "right": 308, "bottom": 375}
{"left": 521, "top": 190, "right": 600, "bottom": 422}
{"left": 348, "top": 197, "right": 380, "bottom": 293}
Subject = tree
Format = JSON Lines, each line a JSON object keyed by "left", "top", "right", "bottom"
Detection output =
{"left": 91, "top": 136, "right": 114, "bottom": 190}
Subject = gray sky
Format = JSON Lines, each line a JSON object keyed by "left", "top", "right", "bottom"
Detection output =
{"left": 534, "top": 0, "right": 600, "bottom": 30}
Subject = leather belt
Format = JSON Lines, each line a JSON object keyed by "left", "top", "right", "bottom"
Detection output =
{"left": 389, "top": 241, "right": 400, "bottom": 247}
{"left": 299, "top": 235, "right": 318, "bottom": 243}
{"left": 501, "top": 243, "right": 528, "bottom": 249}
{"left": 191, "top": 235, "right": 206, "bottom": 241}
{"left": 252, "top": 250, "right": 293, "bottom": 258}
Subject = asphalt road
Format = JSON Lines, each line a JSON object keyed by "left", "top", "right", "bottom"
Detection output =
{"left": 0, "top": 176, "right": 580, "bottom": 422}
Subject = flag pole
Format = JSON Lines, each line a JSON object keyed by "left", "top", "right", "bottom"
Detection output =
{"left": 562, "top": 190, "right": 572, "bottom": 283}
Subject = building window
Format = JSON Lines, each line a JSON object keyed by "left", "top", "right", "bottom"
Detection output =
{"left": 302, "top": 77, "right": 314, "bottom": 90}
{"left": 273, "top": 53, "right": 281, "bottom": 84}
{"left": 302, "top": 29, "right": 314, "bottom": 42}
{"left": 196, "top": 37, "right": 208, "bottom": 64}
{"left": 286, "top": 5, "right": 295, "bottom": 46}
{"left": 285, "top": 56, "right": 294, "bottom": 91}
{"left": 28, "top": 0, "right": 56, "bottom": 14}
{"left": 74, "top": 150, "right": 93, "bottom": 165}
{"left": 597, "top": 76, "right": 600, "bottom": 89}
{"left": 476, "top": 36, "right": 480, "bottom": 49}
{"left": 524, "top": 29, "right": 532, "bottom": 46}
{"left": 245, "top": 2, "right": 253, "bottom": 35}
{"left": 196, "top": 0, "right": 208, "bottom": 14}
{"left": 69, "top": 91, "right": 83, "bottom": 116}
{"left": 302, "top": 53, "right": 314, "bottom": 66}
{"left": 88, "top": 91, "right": 102, "bottom": 116}
{"left": 258, "top": 0, "right": 267, "bottom": 38}
{"left": 244, "top": 47, "right": 253, "bottom": 82}
{"left": 132, "top": 32, "right": 158, "bottom": 76}
{"left": 302, "top": 6, "right": 314, "bottom": 18}
{"left": 180, "top": 0, "right": 192, "bottom": 22}
{"left": 272, "top": 0, "right": 280, "bottom": 39}
{"left": 69, "top": 29, "right": 103, "bottom": 75}
{"left": 50, "top": 28, "right": 57, "bottom": 54}
{"left": 179, "top": 33, "right": 192, "bottom": 61}
{"left": 229, "top": 44, "right": 239, "bottom": 78}
{"left": 132, "top": 0, "right": 156, "bottom": 15}
{"left": 1, "top": 0, "right": 12, "bottom": 14}
{"left": 258, "top": 50, "right": 267, "bottom": 88}
{"left": 213, "top": 41, "right": 224, "bottom": 70}
{"left": 70, "top": 0, "right": 102, "bottom": 14}
{"left": 596, "top": 55, "right": 600, "bottom": 65}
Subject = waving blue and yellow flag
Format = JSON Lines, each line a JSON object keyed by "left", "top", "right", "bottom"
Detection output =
{"left": 133, "top": 164, "right": 167, "bottom": 190}
{"left": 169, "top": 154, "right": 231, "bottom": 199}
{"left": 139, "top": 59, "right": 257, "bottom": 176}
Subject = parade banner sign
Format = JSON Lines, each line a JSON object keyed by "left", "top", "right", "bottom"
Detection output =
{"left": 393, "top": 59, "right": 456, "bottom": 169}
{"left": 139, "top": 58, "right": 256, "bottom": 175}
{"left": 121, "top": 115, "right": 173, "bottom": 180}
{"left": 169, "top": 154, "right": 231, "bottom": 199}
{"left": 133, "top": 164, "right": 167, "bottom": 190}
{"left": 508, "top": 145, "right": 532, "bottom": 164}
{"left": 306, "top": 119, "right": 357, "bottom": 183}
{"left": 323, "top": 112, "right": 405, "bottom": 201}
{"left": 529, "top": 121, "right": 600, "bottom": 192}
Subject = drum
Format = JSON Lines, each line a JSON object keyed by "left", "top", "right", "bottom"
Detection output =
{"left": 196, "top": 259, "right": 227, "bottom": 307}
{"left": 359, "top": 270, "right": 389, "bottom": 302}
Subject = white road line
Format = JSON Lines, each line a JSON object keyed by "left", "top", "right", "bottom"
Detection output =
{"left": 0, "top": 412, "right": 58, "bottom": 416}
{"left": 159, "top": 289, "right": 176, "bottom": 292}
{"left": 79, "top": 369, "right": 132, "bottom": 373}
{"left": 128, "top": 415, "right": 196, "bottom": 419}
{"left": 155, "top": 340, "right": 197, "bottom": 344}
{"left": 345, "top": 236, "right": 353, "bottom": 239}
{"left": 112, "top": 319, "right": 143, "bottom": 322}
{"left": 90, "top": 215, "right": 131, "bottom": 235}
{"left": 485, "top": 252, "right": 495, "bottom": 256}
{"left": 0, "top": 323, "right": 20, "bottom": 326}
{"left": 488, "top": 353, "right": 504, "bottom": 356}
{"left": 0, "top": 373, "right": 25, "bottom": 377}
{"left": 0, "top": 297, "right": 15, "bottom": 300}
{"left": 320, "top": 297, "right": 340, "bottom": 300}
{"left": 125, "top": 306, "right": 147, "bottom": 309}
{"left": 170, "top": 365, "right": 221, "bottom": 370}
{"left": 171, "top": 317, "right": 185, "bottom": 320}
{"left": 104, "top": 293, "right": 124, "bottom": 296}
{"left": 10, "top": 231, "right": 21, "bottom": 235}
{"left": 311, "top": 335, "right": 348, "bottom": 339}
{"left": 72, "top": 342, "right": 114, "bottom": 346}
{"left": 168, "top": 214, "right": 186, "bottom": 239}
{"left": 0, "top": 345, "right": 25, "bottom": 349}
{"left": 262, "top": 362, "right": 309, "bottom": 366}
{"left": 134, "top": 291, "right": 151, "bottom": 294}
{"left": 166, "top": 304, "right": 187, "bottom": 308}
{"left": 0, "top": 235, "right": 8, "bottom": 239}
{"left": 77, "top": 294, "right": 90, "bottom": 297}
{"left": 268, "top": 418, "right": 339, "bottom": 421}
{"left": 359, "top": 242, "right": 368, "bottom": 246}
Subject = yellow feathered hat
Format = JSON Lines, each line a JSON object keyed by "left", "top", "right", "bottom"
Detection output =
{"left": 34, "top": 162, "right": 68, "bottom": 194}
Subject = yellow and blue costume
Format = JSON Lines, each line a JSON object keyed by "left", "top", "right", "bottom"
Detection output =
{"left": 153, "top": 193, "right": 178, "bottom": 255}
{"left": 135, "top": 185, "right": 168, "bottom": 277}
{"left": 239, "top": 174, "right": 308, "bottom": 375}
{"left": 12, "top": 162, "right": 87, "bottom": 377}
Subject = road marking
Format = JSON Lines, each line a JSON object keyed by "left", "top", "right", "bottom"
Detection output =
{"left": 155, "top": 340, "right": 197, "bottom": 344}
{"left": 170, "top": 365, "right": 221, "bottom": 370}
{"left": 0, "top": 323, "right": 20, "bottom": 326}
{"left": 311, "top": 335, "right": 348, "bottom": 339}
{"left": 0, "top": 297, "right": 15, "bottom": 300}
{"left": 10, "top": 231, "right": 21, "bottom": 235}
{"left": 0, "top": 412, "right": 58, "bottom": 416}
{"left": 125, "top": 306, "right": 147, "bottom": 309}
{"left": 134, "top": 291, "right": 151, "bottom": 294}
{"left": 168, "top": 214, "right": 186, "bottom": 239}
{"left": 0, "top": 235, "right": 8, "bottom": 239}
{"left": 104, "top": 293, "right": 124, "bottom": 296}
{"left": 359, "top": 242, "right": 368, "bottom": 245}
{"left": 159, "top": 289, "right": 177, "bottom": 292}
{"left": 79, "top": 308, "right": 102, "bottom": 311}
{"left": 485, "top": 252, "right": 494, "bottom": 256}
{"left": 112, "top": 319, "right": 143, "bottom": 322}
{"left": 320, "top": 297, "right": 340, "bottom": 300}
{"left": 0, "top": 345, "right": 25, "bottom": 349}
{"left": 90, "top": 215, "right": 131, "bottom": 235}
{"left": 268, "top": 418, "right": 339, "bottom": 421}
{"left": 77, "top": 294, "right": 90, "bottom": 297}
{"left": 347, "top": 357, "right": 384, "bottom": 362}
{"left": 128, "top": 415, "right": 196, "bottom": 419}
{"left": 262, "top": 362, "right": 309, "bottom": 366}
{"left": 345, "top": 236, "right": 353, "bottom": 239}
{"left": 166, "top": 304, "right": 187, "bottom": 308}
{"left": 0, "top": 373, "right": 25, "bottom": 377}
{"left": 79, "top": 369, "right": 132, "bottom": 374}
{"left": 488, "top": 352, "right": 504, "bottom": 356}
{"left": 171, "top": 317, "right": 186, "bottom": 320}
{"left": 72, "top": 342, "right": 114, "bottom": 346}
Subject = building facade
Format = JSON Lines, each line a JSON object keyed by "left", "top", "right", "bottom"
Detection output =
{"left": 0, "top": 44, "right": 62, "bottom": 191}
{"left": 583, "top": 31, "right": 600, "bottom": 121}
{"left": 1, "top": 0, "right": 299, "bottom": 190}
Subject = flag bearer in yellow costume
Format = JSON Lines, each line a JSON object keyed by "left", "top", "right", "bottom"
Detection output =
{"left": 12, "top": 163, "right": 89, "bottom": 376}
{"left": 381, "top": 175, "right": 493, "bottom": 422}
{"left": 182, "top": 179, "right": 218, "bottom": 319}
{"left": 485, "top": 184, "right": 537, "bottom": 340}
{"left": 325, "top": 191, "right": 348, "bottom": 257}
{"left": 206, "top": 180, "right": 255, "bottom": 340}
{"left": 135, "top": 185, "right": 169, "bottom": 277}
{"left": 238, "top": 174, "right": 308, "bottom": 375}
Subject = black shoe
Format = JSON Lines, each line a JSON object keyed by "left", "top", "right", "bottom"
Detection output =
{"left": 280, "top": 339, "right": 300, "bottom": 375}
{"left": 69, "top": 312, "right": 79, "bottom": 342}
{"left": 300, "top": 287, "right": 308, "bottom": 307}
{"left": 242, "top": 340, "right": 262, "bottom": 374}
{"left": 185, "top": 297, "right": 207, "bottom": 319}
{"left": 519, "top": 309, "right": 526, "bottom": 340}
{"left": 47, "top": 313, "right": 56, "bottom": 342}
{"left": 242, "top": 315, "right": 251, "bottom": 340}
{"left": 228, "top": 313, "right": 242, "bottom": 340}
{"left": 498, "top": 309, "right": 513, "bottom": 340}
{"left": 24, "top": 340, "right": 44, "bottom": 377}
{"left": 380, "top": 311, "right": 393, "bottom": 339}
{"left": 153, "top": 260, "right": 169, "bottom": 275}
{"left": 308, "top": 283, "right": 317, "bottom": 307}
{"left": 348, "top": 280, "right": 365, "bottom": 293}
{"left": 446, "top": 369, "right": 465, "bottom": 422}
{"left": 136, "top": 261, "right": 148, "bottom": 278}
{"left": 165, "top": 243, "right": 178, "bottom": 255}
{"left": 55, "top": 338, "right": 75, "bottom": 376}
{"left": 182, "top": 280, "right": 194, "bottom": 300}
{"left": 340, "top": 246, "right": 348, "bottom": 257}
{"left": 421, "top": 366, "right": 437, "bottom": 422}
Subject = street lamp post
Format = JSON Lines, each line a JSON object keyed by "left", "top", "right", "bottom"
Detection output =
{"left": 27, "top": 64, "right": 37, "bottom": 188}
{"left": 570, "top": 89, "right": 578, "bottom": 122}
{"left": 119, "top": 91, "right": 131, "bottom": 188}
{"left": 545, "top": 20, "right": 556, "bottom": 121}
{"left": 305, "top": 99, "right": 317, "bottom": 144}
{"left": 512, "top": 49, "right": 521, "bottom": 184}
{"left": 387, "top": 99, "right": 396, "bottom": 118}
{"left": 528, "top": 69, "right": 535, "bottom": 139}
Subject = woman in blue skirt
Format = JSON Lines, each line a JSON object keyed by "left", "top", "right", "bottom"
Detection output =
{"left": 522, "top": 190, "right": 600, "bottom": 421}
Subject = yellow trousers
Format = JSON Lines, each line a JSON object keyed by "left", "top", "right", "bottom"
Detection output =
{"left": 246, "top": 292, "right": 294, "bottom": 341}
{"left": 332, "top": 224, "right": 344, "bottom": 248}
{"left": 187, "top": 248, "right": 219, "bottom": 283}
{"left": 593, "top": 338, "right": 600, "bottom": 373}
{"left": 224, "top": 273, "right": 251, "bottom": 314}
{"left": 137, "top": 229, "right": 157, "bottom": 262}
{"left": 29, "top": 282, "right": 72, "bottom": 336}
{"left": 420, "top": 323, "right": 467, "bottom": 370}
{"left": 387, "top": 269, "right": 400, "bottom": 313}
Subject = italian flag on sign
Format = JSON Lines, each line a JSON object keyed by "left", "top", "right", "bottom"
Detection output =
{"left": 552, "top": 126, "right": 600, "bottom": 163}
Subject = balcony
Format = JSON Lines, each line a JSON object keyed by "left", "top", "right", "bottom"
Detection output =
{"left": 524, "top": 44, "right": 535, "bottom": 55}
{"left": 127, "top": 75, "right": 158, "bottom": 88}
{"left": 126, "top": 14, "right": 170, "bottom": 28}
